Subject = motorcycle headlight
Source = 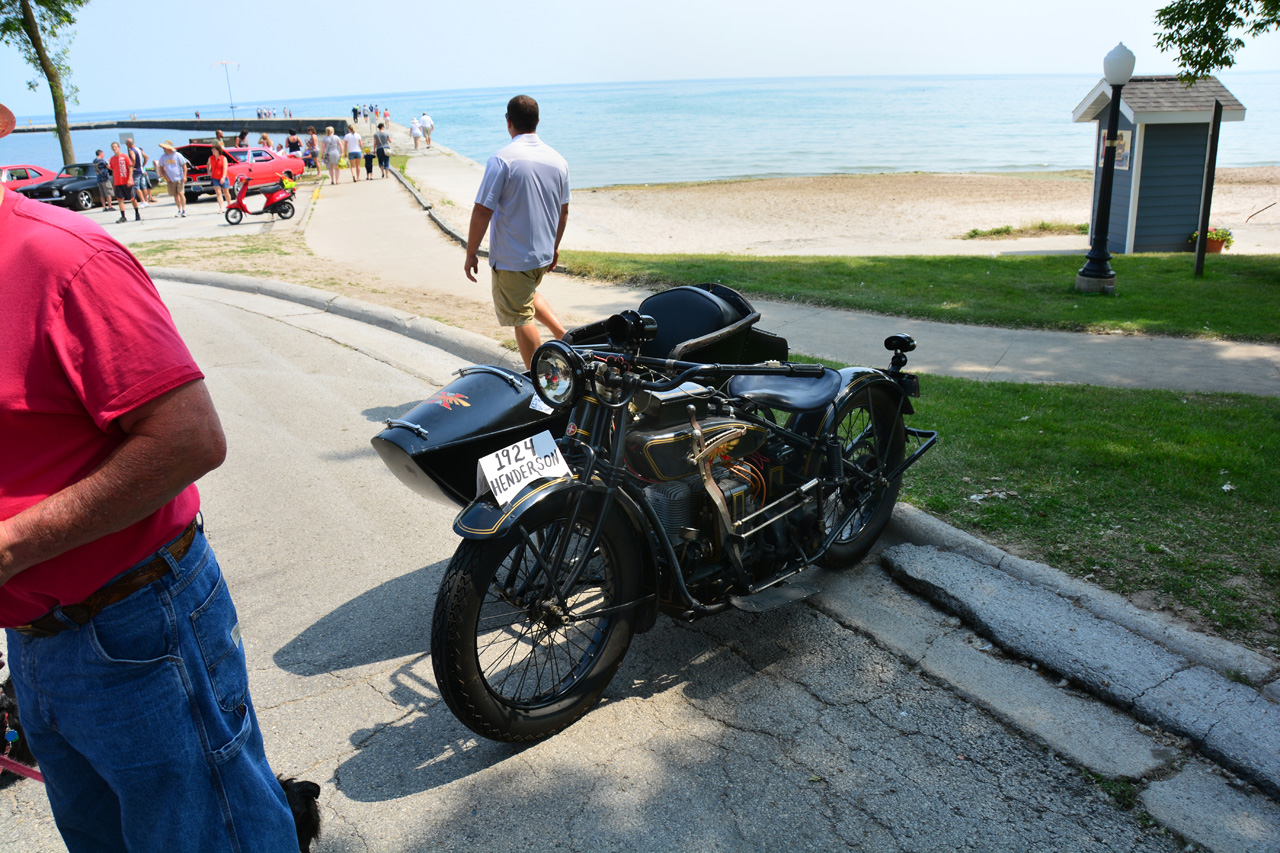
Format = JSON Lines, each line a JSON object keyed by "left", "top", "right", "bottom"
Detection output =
{"left": 531, "top": 340, "right": 585, "bottom": 409}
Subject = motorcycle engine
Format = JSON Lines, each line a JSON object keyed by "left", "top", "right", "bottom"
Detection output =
{"left": 644, "top": 462, "right": 765, "bottom": 564}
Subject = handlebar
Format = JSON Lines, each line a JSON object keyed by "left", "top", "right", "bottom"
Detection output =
{"left": 592, "top": 352, "right": 826, "bottom": 393}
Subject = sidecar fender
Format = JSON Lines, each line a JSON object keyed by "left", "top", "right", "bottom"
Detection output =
{"left": 453, "top": 478, "right": 661, "bottom": 634}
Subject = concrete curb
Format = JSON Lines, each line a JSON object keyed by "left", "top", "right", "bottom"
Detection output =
{"left": 884, "top": 506, "right": 1280, "bottom": 799}
{"left": 886, "top": 504, "right": 1277, "bottom": 685}
{"left": 146, "top": 267, "right": 519, "bottom": 369}
{"left": 388, "top": 158, "right": 485, "bottom": 256}
{"left": 387, "top": 164, "right": 433, "bottom": 212}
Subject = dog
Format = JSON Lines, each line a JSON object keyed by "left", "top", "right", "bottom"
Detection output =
{"left": 4, "top": 673, "right": 321, "bottom": 852}
{"left": 1, "top": 673, "right": 37, "bottom": 770}
{"left": 278, "top": 775, "right": 323, "bottom": 852}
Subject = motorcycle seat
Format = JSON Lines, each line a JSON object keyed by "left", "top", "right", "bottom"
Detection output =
{"left": 726, "top": 367, "right": 843, "bottom": 413}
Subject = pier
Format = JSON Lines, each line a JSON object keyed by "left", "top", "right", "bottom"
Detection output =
{"left": 12, "top": 117, "right": 352, "bottom": 135}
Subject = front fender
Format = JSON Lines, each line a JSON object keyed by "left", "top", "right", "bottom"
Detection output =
{"left": 453, "top": 477, "right": 576, "bottom": 539}
{"left": 453, "top": 478, "right": 662, "bottom": 633}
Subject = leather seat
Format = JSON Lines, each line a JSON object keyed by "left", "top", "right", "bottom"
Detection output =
{"left": 726, "top": 368, "right": 843, "bottom": 413}
{"left": 639, "top": 286, "right": 746, "bottom": 359}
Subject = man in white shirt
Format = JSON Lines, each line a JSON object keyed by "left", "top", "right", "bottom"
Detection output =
{"left": 342, "top": 126, "right": 363, "bottom": 182}
{"left": 420, "top": 113, "right": 433, "bottom": 147}
{"left": 155, "top": 141, "right": 192, "bottom": 217}
{"left": 464, "top": 95, "right": 568, "bottom": 368}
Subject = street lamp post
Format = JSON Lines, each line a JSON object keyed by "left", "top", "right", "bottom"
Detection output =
{"left": 1076, "top": 43, "right": 1136, "bottom": 295}
{"left": 213, "top": 61, "right": 240, "bottom": 122}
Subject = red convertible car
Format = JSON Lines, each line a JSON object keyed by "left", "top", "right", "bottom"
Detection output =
{"left": 179, "top": 145, "right": 305, "bottom": 202}
{"left": 1, "top": 164, "right": 57, "bottom": 192}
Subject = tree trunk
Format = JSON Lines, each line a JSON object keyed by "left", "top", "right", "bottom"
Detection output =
{"left": 18, "top": 0, "right": 74, "bottom": 165}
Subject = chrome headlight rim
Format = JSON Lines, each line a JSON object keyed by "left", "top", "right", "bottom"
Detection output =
{"left": 531, "top": 340, "right": 586, "bottom": 410}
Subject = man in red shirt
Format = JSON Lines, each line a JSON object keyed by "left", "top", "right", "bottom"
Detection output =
{"left": 108, "top": 140, "right": 140, "bottom": 223}
{"left": 0, "top": 104, "right": 297, "bottom": 852}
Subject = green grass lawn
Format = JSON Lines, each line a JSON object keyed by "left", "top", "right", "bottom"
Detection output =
{"left": 559, "top": 251, "right": 1280, "bottom": 343}
{"left": 879, "top": 371, "right": 1279, "bottom": 650}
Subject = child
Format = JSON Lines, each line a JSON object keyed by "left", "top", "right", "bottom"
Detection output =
{"left": 363, "top": 145, "right": 375, "bottom": 180}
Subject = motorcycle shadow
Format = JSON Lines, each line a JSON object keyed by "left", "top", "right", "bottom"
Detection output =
{"left": 326, "top": 603, "right": 804, "bottom": 803}
{"left": 272, "top": 561, "right": 446, "bottom": 677}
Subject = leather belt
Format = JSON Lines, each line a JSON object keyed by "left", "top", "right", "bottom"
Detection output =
{"left": 13, "top": 520, "right": 199, "bottom": 639}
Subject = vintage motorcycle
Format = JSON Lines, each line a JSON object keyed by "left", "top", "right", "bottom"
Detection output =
{"left": 372, "top": 284, "right": 936, "bottom": 743}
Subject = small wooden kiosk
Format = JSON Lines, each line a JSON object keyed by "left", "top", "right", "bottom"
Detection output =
{"left": 1072, "top": 76, "right": 1245, "bottom": 254}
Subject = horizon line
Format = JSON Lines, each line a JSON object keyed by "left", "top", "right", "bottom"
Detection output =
{"left": 10, "top": 69, "right": 1280, "bottom": 121}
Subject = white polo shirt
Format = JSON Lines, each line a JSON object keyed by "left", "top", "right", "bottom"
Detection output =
{"left": 474, "top": 134, "right": 570, "bottom": 272}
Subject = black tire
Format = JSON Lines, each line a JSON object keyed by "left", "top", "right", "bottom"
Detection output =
{"left": 815, "top": 385, "right": 906, "bottom": 569}
{"left": 70, "top": 189, "right": 95, "bottom": 211}
{"left": 274, "top": 200, "right": 295, "bottom": 220}
{"left": 225, "top": 208, "right": 243, "bottom": 225}
{"left": 431, "top": 495, "right": 640, "bottom": 743}
{"left": 185, "top": 191, "right": 201, "bottom": 204}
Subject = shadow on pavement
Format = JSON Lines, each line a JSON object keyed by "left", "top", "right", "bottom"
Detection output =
{"left": 361, "top": 402, "right": 421, "bottom": 423}
{"left": 317, "top": 605, "right": 780, "bottom": 802}
{"left": 273, "top": 562, "right": 445, "bottom": 677}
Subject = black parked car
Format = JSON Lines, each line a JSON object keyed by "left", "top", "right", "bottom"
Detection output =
{"left": 17, "top": 163, "right": 161, "bottom": 210}
{"left": 17, "top": 163, "right": 106, "bottom": 210}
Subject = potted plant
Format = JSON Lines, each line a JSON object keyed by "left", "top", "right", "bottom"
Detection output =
{"left": 1189, "top": 227, "right": 1234, "bottom": 253}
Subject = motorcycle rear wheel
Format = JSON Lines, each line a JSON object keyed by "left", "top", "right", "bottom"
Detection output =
{"left": 431, "top": 497, "right": 640, "bottom": 743}
{"left": 815, "top": 385, "right": 906, "bottom": 569}
{"left": 274, "top": 200, "right": 295, "bottom": 219}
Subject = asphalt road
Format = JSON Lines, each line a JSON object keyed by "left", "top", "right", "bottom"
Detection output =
{"left": 1, "top": 281, "right": 1181, "bottom": 852}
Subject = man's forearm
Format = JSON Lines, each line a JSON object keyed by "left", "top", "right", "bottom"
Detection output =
{"left": 554, "top": 204, "right": 569, "bottom": 252}
{"left": 467, "top": 204, "right": 493, "bottom": 256}
{"left": 0, "top": 382, "right": 226, "bottom": 584}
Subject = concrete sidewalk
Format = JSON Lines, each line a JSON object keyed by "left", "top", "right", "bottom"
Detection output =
{"left": 306, "top": 143, "right": 1280, "bottom": 396}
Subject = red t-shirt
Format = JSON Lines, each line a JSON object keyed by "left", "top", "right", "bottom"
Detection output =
{"left": 0, "top": 189, "right": 204, "bottom": 627}
{"left": 209, "top": 153, "right": 227, "bottom": 180}
{"left": 109, "top": 151, "right": 132, "bottom": 186}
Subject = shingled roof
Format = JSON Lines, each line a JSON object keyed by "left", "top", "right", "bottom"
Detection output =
{"left": 1072, "top": 75, "right": 1246, "bottom": 124}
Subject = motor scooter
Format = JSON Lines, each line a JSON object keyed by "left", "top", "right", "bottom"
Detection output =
{"left": 224, "top": 173, "right": 295, "bottom": 225}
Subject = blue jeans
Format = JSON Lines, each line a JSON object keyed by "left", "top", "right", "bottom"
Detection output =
{"left": 5, "top": 525, "right": 297, "bottom": 853}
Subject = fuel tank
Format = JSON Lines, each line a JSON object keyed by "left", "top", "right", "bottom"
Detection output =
{"left": 372, "top": 366, "right": 569, "bottom": 507}
{"left": 625, "top": 417, "right": 769, "bottom": 482}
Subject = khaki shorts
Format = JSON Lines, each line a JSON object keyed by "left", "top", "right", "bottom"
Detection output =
{"left": 491, "top": 265, "right": 549, "bottom": 327}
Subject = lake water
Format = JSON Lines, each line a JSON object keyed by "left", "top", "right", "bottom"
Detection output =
{"left": 4, "top": 73, "right": 1277, "bottom": 189}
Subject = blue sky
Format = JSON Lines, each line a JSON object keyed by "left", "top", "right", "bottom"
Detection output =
{"left": 2, "top": 0, "right": 1278, "bottom": 116}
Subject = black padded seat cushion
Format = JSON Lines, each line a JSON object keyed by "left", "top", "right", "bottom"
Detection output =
{"left": 727, "top": 368, "right": 844, "bottom": 413}
{"left": 638, "top": 286, "right": 744, "bottom": 359}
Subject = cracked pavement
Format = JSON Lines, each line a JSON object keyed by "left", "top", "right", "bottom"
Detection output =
{"left": 0, "top": 282, "right": 1193, "bottom": 852}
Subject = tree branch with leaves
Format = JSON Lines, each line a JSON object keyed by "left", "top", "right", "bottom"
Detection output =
{"left": 0, "top": 0, "right": 89, "bottom": 165}
{"left": 1155, "top": 0, "right": 1280, "bottom": 81}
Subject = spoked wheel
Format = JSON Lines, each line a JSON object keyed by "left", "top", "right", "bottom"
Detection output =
{"left": 431, "top": 496, "right": 640, "bottom": 742}
{"left": 274, "top": 200, "right": 295, "bottom": 219}
{"left": 815, "top": 385, "right": 906, "bottom": 569}
{"left": 225, "top": 208, "right": 243, "bottom": 225}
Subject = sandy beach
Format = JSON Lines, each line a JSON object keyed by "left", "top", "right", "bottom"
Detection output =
{"left": 406, "top": 142, "right": 1280, "bottom": 257}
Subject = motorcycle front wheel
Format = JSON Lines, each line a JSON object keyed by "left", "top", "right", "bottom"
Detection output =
{"left": 225, "top": 208, "right": 243, "bottom": 225}
{"left": 431, "top": 497, "right": 640, "bottom": 743}
{"left": 816, "top": 385, "right": 906, "bottom": 569}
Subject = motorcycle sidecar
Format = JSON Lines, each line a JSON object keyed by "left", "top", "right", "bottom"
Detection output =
{"left": 371, "top": 365, "right": 569, "bottom": 508}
